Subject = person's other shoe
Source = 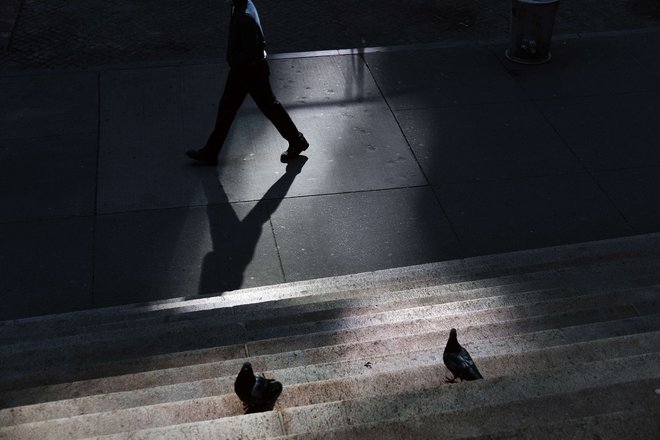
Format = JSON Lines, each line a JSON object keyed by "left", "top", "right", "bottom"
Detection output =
{"left": 186, "top": 148, "right": 218, "bottom": 166}
{"left": 280, "top": 133, "right": 309, "bottom": 162}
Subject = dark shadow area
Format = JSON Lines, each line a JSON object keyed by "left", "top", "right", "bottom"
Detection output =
{"left": 628, "top": 0, "right": 660, "bottom": 21}
{"left": 360, "top": 39, "right": 653, "bottom": 258}
{"left": 198, "top": 156, "right": 308, "bottom": 295}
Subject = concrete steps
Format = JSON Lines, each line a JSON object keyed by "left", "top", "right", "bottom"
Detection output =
{"left": 2, "top": 281, "right": 657, "bottom": 392}
{"left": 1, "top": 234, "right": 659, "bottom": 439}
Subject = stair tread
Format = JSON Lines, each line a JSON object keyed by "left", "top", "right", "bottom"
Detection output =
{"left": 2, "top": 295, "right": 657, "bottom": 395}
{"left": 3, "top": 282, "right": 656, "bottom": 361}
{"left": 23, "top": 354, "right": 658, "bottom": 440}
{"left": 3, "top": 330, "right": 660, "bottom": 427}
{"left": 282, "top": 399, "right": 659, "bottom": 440}
{"left": 3, "top": 234, "right": 660, "bottom": 439}
{"left": 2, "top": 232, "right": 659, "bottom": 341}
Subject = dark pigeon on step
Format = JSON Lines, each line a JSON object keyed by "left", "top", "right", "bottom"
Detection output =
{"left": 234, "top": 362, "right": 283, "bottom": 414}
{"left": 443, "top": 328, "right": 483, "bottom": 382}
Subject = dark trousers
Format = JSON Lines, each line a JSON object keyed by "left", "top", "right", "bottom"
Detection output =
{"left": 204, "top": 59, "right": 299, "bottom": 155}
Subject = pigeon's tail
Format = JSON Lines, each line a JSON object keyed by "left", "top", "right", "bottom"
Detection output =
{"left": 464, "top": 365, "right": 483, "bottom": 381}
{"left": 245, "top": 375, "right": 283, "bottom": 414}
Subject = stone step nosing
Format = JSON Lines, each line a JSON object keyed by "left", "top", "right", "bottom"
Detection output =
{"left": 91, "top": 383, "right": 660, "bottom": 440}
{"left": 3, "top": 327, "right": 660, "bottom": 423}
{"left": 280, "top": 399, "right": 659, "bottom": 440}
{"left": 279, "top": 352, "right": 660, "bottom": 436}
{"left": 245, "top": 285, "right": 657, "bottom": 336}
{"left": 2, "top": 282, "right": 656, "bottom": 359}
{"left": 246, "top": 286, "right": 655, "bottom": 345}
{"left": 2, "top": 294, "right": 656, "bottom": 392}
{"left": 3, "top": 255, "right": 657, "bottom": 346}
{"left": 3, "top": 232, "right": 659, "bottom": 332}
{"left": 20, "top": 352, "right": 659, "bottom": 440}
{"left": 5, "top": 308, "right": 659, "bottom": 404}
{"left": 3, "top": 350, "right": 660, "bottom": 439}
{"left": 0, "top": 277, "right": 562, "bottom": 346}
{"left": 32, "top": 266, "right": 657, "bottom": 347}
{"left": 0, "top": 259, "right": 587, "bottom": 342}
{"left": 463, "top": 410, "right": 660, "bottom": 440}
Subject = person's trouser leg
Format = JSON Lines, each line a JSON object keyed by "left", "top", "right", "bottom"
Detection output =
{"left": 204, "top": 69, "right": 248, "bottom": 156}
{"left": 247, "top": 60, "right": 300, "bottom": 142}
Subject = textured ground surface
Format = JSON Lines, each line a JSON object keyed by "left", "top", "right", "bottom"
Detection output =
{"left": 2, "top": 1, "right": 660, "bottom": 320}
{"left": 1, "top": 0, "right": 660, "bottom": 69}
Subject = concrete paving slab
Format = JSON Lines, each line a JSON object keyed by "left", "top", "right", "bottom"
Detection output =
{"left": 93, "top": 202, "right": 283, "bottom": 306}
{"left": 363, "top": 45, "right": 525, "bottom": 110}
{"left": 4, "top": 31, "right": 660, "bottom": 322}
{"left": 395, "top": 101, "right": 583, "bottom": 184}
{"left": 177, "top": 62, "right": 228, "bottom": 153}
{"left": 98, "top": 56, "right": 417, "bottom": 210}
{"left": 626, "top": 32, "right": 660, "bottom": 81}
{"left": 160, "top": 55, "right": 381, "bottom": 149}
{"left": 267, "top": 55, "right": 383, "bottom": 107}
{"left": 0, "top": 72, "right": 97, "bottom": 140}
{"left": 537, "top": 90, "right": 660, "bottom": 171}
{"left": 0, "top": 217, "right": 93, "bottom": 320}
{"left": 435, "top": 174, "right": 633, "bottom": 256}
{"left": 594, "top": 166, "right": 660, "bottom": 234}
{"left": 271, "top": 187, "right": 461, "bottom": 282}
{"left": 557, "top": 1, "right": 660, "bottom": 35}
{"left": 494, "top": 37, "right": 660, "bottom": 99}
{"left": 97, "top": 66, "right": 219, "bottom": 214}
{"left": 0, "top": 133, "right": 97, "bottom": 222}
{"left": 215, "top": 101, "right": 427, "bottom": 202}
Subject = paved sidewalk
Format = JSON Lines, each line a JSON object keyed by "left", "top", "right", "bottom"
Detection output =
{"left": 2, "top": 0, "right": 660, "bottom": 69}
{"left": 2, "top": 5, "right": 660, "bottom": 320}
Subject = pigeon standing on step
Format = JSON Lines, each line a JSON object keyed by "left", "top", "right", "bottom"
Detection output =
{"left": 443, "top": 328, "right": 483, "bottom": 382}
{"left": 234, "top": 362, "right": 283, "bottom": 414}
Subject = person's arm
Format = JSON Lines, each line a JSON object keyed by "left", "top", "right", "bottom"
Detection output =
{"left": 232, "top": 13, "right": 265, "bottom": 66}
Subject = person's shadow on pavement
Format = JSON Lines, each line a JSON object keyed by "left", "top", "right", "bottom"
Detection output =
{"left": 198, "top": 157, "right": 308, "bottom": 295}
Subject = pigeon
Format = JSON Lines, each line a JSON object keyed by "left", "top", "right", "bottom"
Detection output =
{"left": 234, "top": 362, "right": 283, "bottom": 414}
{"left": 443, "top": 328, "right": 483, "bottom": 382}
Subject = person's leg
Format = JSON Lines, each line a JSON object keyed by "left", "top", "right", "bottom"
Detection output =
{"left": 187, "top": 68, "right": 248, "bottom": 164}
{"left": 205, "top": 69, "right": 249, "bottom": 156}
{"left": 247, "top": 60, "right": 307, "bottom": 156}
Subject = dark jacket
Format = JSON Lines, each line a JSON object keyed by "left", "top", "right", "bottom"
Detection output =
{"left": 227, "top": 0, "right": 266, "bottom": 67}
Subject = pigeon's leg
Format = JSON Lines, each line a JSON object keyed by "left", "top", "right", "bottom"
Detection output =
{"left": 445, "top": 374, "right": 459, "bottom": 383}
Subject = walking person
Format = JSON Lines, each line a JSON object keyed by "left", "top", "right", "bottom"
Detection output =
{"left": 186, "top": 0, "right": 308, "bottom": 165}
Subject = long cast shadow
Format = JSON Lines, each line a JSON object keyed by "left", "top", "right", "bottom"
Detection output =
{"left": 198, "top": 157, "right": 308, "bottom": 295}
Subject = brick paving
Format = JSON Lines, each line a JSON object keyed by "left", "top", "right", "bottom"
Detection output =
{"left": 1, "top": 0, "right": 660, "bottom": 70}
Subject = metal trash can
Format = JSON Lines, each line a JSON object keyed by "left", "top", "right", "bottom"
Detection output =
{"left": 506, "top": 0, "right": 560, "bottom": 64}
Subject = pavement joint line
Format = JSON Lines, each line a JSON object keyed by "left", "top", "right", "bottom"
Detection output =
{"left": 89, "top": 185, "right": 437, "bottom": 218}
{"left": 528, "top": 97, "right": 637, "bottom": 236}
{"left": 6, "top": 156, "right": 654, "bottom": 226}
{"left": 1, "top": 155, "right": 657, "bottom": 226}
{"left": 358, "top": 45, "right": 465, "bottom": 258}
{"left": 390, "top": 97, "right": 538, "bottom": 113}
{"left": 0, "top": 185, "right": 436, "bottom": 228}
{"left": 269, "top": 213, "right": 287, "bottom": 285}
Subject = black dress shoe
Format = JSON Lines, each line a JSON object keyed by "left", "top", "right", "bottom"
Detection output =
{"left": 186, "top": 149, "right": 218, "bottom": 166}
{"left": 280, "top": 133, "right": 309, "bottom": 162}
